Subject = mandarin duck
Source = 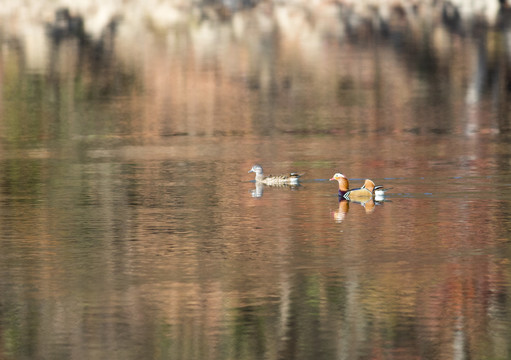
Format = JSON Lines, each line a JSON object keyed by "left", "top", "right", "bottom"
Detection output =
{"left": 329, "top": 173, "right": 373, "bottom": 201}
{"left": 249, "top": 164, "right": 302, "bottom": 185}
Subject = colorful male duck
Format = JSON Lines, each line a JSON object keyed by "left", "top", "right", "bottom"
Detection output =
{"left": 329, "top": 173, "right": 373, "bottom": 201}
{"left": 249, "top": 164, "right": 302, "bottom": 185}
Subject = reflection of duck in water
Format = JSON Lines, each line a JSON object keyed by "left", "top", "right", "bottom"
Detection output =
{"left": 250, "top": 182, "right": 264, "bottom": 198}
{"left": 249, "top": 164, "right": 303, "bottom": 185}
{"left": 332, "top": 198, "right": 377, "bottom": 222}
{"left": 332, "top": 200, "right": 350, "bottom": 223}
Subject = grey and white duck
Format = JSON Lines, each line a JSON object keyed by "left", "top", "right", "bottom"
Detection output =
{"left": 248, "top": 164, "right": 302, "bottom": 185}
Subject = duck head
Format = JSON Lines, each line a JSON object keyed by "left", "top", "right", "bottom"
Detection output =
{"left": 329, "top": 173, "right": 349, "bottom": 191}
{"left": 248, "top": 164, "right": 263, "bottom": 175}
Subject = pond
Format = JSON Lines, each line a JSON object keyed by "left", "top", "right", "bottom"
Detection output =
{"left": 0, "top": 1, "right": 511, "bottom": 359}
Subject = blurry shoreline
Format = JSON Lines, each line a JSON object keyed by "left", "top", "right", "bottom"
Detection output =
{"left": 1, "top": 0, "right": 509, "bottom": 71}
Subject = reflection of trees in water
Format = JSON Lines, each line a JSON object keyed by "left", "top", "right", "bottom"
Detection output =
{"left": 0, "top": 1, "right": 510, "bottom": 138}
{"left": 46, "top": 7, "right": 134, "bottom": 100}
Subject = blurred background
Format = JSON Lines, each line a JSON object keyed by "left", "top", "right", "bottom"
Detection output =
{"left": 1, "top": 0, "right": 510, "bottom": 141}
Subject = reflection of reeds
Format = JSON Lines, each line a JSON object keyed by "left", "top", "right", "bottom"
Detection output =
{"left": 0, "top": 1, "right": 509, "bottom": 140}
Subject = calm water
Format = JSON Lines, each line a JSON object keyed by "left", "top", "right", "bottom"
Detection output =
{"left": 1, "top": 1, "right": 511, "bottom": 359}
